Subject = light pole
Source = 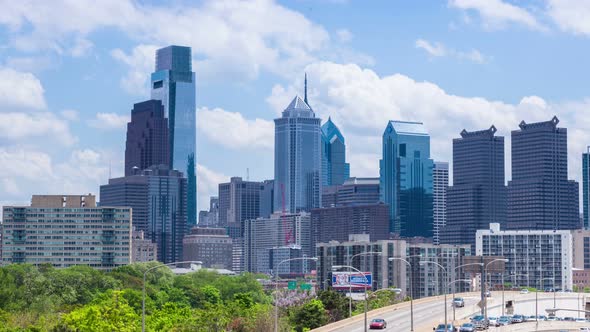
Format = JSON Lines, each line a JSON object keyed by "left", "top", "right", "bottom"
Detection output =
{"left": 448, "top": 279, "right": 472, "bottom": 324}
{"left": 577, "top": 283, "right": 584, "bottom": 319}
{"left": 503, "top": 273, "right": 528, "bottom": 316}
{"left": 346, "top": 251, "right": 382, "bottom": 318}
{"left": 333, "top": 265, "right": 369, "bottom": 332}
{"left": 142, "top": 261, "right": 202, "bottom": 332}
{"left": 452, "top": 263, "right": 483, "bottom": 321}
{"left": 389, "top": 257, "right": 415, "bottom": 331}
{"left": 420, "top": 260, "right": 448, "bottom": 332}
{"left": 538, "top": 277, "right": 554, "bottom": 322}
{"left": 484, "top": 258, "right": 509, "bottom": 321}
{"left": 275, "top": 256, "right": 318, "bottom": 332}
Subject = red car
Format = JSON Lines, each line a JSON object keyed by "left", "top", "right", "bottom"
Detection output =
{"left": 369, "top": 318, "right": 387, "bottom": 329}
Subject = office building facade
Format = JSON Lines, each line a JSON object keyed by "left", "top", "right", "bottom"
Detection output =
{"left": 441, "top": 126, "right": 506, "bottom": 250}
{"left": 260, "top": 179, "right": 275, "bottom": 218}
{"left": 432, "top": 162, "right": 448, "bottom": 245}
{"left": 572, "top": 229, "right": 590, "bottom": 270}
{"left": 321, "top": 117, "right": 350, "bottom": 187}
{"left": 150, "top": 45, "right": 197, "bottom": 224}
{"left": 100, "top": 165, "right": 187, "bottom": 263}
{"left": 218, "top": 177, "right": 262, "bottom": 228}
{"left": 583, "top": 149, "right": 590, "bottom": 229}
{"left": 322, "top": 177, "right": 380, "bottom": 208}
{"left": 274, "top": 91, "right": 322, "bottom": 213}
{"left": 124, "top": 100, "right": 169, "bottom": 176}
{"left": 1, "top": 195, "right": 131, "bottom": 270}
{"left": 507, "top": 116, "right": 579, "bottom": 230}
{"left": 380, "top": 121, "right": 433, "bottom": 237}
{"left": 183, "top": 227, "right": 233, "bottom": 269}
{"left": 132, "top": 230, "right": 157, "bottom": 263}
{"left": 476, "top": 223, "right": 573, "bottom": 291}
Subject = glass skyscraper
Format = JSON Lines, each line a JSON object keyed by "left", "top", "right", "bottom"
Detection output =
{"left": 274, "top": 92, "right": 322, "bottom": 213}
{"left": 379, "top": 121, "right": 433, "bottom": 237}
{"left": 150, "top": 45, "right": 197, "bottom": 224}
{"left": 321, "top": 117, "right": 350, "bottom": 186}
{"left": 584, "top": 149, "right": 590, "bottom": 230}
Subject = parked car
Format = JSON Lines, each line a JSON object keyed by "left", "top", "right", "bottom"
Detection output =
{"left": 488, "top": 317, "right": 499, "bottom": 326}
{"left": 520, "top": 288, "right": 529, "bottom": 294}
{"left": 546, "top": 315, "right": 557, "bottom": 321}
{"left": 497, "top": 316, "right": 511, "bottom": 326}
{"left": 472, "top": 316, "right": 489, "bottom": 330}
{"left": 544, "top": 287, "right": 554, "bottom": 292}
{"left": 511, "top": 315, "right": 525, "bottom": 323}
{"left": 459, "top": 323, "right": 476, "bottom": 332}
{"left": 433, "top": 324, "right": 457, "bottom": 332}
{"left": 369, "top": 318, "right": 387, "bottom": 330}
{"left": 470, "top": 315, "right": 485, "bottom": 322}
{"left": 525, "top": 316, "right": 536, "bottom": 322}
{"left": 453, "top": 297, "right": 465, "bottom": 307}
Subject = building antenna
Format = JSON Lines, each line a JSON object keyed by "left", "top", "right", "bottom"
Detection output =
{"left": 246, "top": 167, "right": 250, "bottom": 181}
{"left": 304, "top": 72, "right": 308, "bottom": 105}
{"left": 109, "top": 160, "right": 112, "bottom": 180}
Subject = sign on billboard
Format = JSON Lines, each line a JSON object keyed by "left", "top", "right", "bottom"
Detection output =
{"left": 332, "top": 272, "right": 372, "bottom": 289}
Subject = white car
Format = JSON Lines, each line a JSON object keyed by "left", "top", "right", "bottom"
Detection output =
{"left": 579, "top": 327, "right": 590, "bottom": 331}
{"left": 488, "top": 317, "right": 499, "bottom": 326}
{"left": 520, "top": 288, "right": 529, "bottom": 294}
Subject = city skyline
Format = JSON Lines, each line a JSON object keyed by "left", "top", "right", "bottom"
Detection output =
{"left": 5, "top": 1, "right": 590, "bottom": 215}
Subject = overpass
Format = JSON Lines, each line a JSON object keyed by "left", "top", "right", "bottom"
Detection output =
{"left": 312, "top": 291, "right": 590, "bottom": 332}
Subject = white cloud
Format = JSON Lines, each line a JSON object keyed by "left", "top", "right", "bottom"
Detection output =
{"left": 110, "top": 45, "right": 159, "bottom": 95}
{"left": 415, "top": 39, "right": 488, "bottom": 64}
{"left": 60, "top": 109, "right": 79, "bottom": 121}
{"left": 0, "top": 112, "right": 76, "bottom": 145}
{"left": 336, "top": 29, "right": 353, "bottom": 42}
{"left": 197, "top": 107, "right": 274, "bottom": 150}
{"left": 196, "top": 163, "right": 229, "bottom": 212}
{"left": 0, "top": 67, "right": 46, "bottom": 110}
{"left": 0, "top": 148, "right": 54, "bottom": 181}
{"left": 87, "top": 112, "right": 129, "bottom": 130}
{"left": 449, "top": 0, "right": 543, "bottom": 30}
{"left": 547, "top": 0, "right": 590, "bottom": 36}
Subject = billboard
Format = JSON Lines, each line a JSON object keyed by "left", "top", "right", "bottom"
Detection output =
{"left": 332, "top": 272, "right": 372, "bottom": 289}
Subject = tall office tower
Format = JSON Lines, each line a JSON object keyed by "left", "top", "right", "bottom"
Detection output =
{"left": 321, "top": 117, "right": 350, "bottom": 186}
{"left": 124, "top": 100, "right": 169, "bottom": 176}
{"left": 583, "top": 148, "right": 590, "bottom": 229}
{"left": 274, "top": 82, "right": 322, "bottom": 213}
{"left": 379, "top": 121, "right": 433, "bottom": 237}
{"left": 432, "top": 162, "right": 448, "bottom": 245}
{"left": 100, "top": 165, "right": 187, "bottom": 263}
{"left": 218, "top": 177, "right": 262, "bottom": 230}
{"left": 260, "top": 179, "right": 275, "bottom": 218}
{"left": 507, "top": 116, "right": 580, "bottom": 230}
{"left": 151, "top": 45, "right": 197, "bottom": 224}
{"left": 1, "top": 195, "right": 131, "bottom": 270}
{"left": 322, "top": 177, "right": 381, "bottom": 207}
{"left": 440, "top": 126, "right": 506, "bottom": 251}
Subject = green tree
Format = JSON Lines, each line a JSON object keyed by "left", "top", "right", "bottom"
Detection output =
{"left": 290, "top": 299, "right": 328, "bottom": 332}
{"left": 317, "top": 290, "right": 349, "bottom": 321}
{"left": 62, "top": 291, "right": 140, "bottom": 332}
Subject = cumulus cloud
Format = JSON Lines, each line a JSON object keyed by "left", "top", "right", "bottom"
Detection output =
{"left": 0, "top": 112, "right": 76, "bottom": 145}
{"left": 547, "top": 0, "right": 590, "bottom": 36}
{"left": 197, "top": 107, "right": 274, "bottom": 150}
{"left": 449, "top": 0, "right": 544, "bottom": 30}
{"left": 197, "top": 163, "right": 229, "bottom": 212}
{"left": 336, "top": 29, "right": 353, "bottom": 42}
{"left": 0, "top": 67, "right": 46, "bottom": 110}
{"left": 87, "top": 112, "right": 129, "bottom": 130}
{"left": 415, "top": 39, "right": 489, "bottom": 63}
{"left": 110, "top": 44, "right": 159, "bottom": 95}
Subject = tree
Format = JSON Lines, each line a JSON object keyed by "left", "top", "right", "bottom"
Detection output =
{"left": 290, "top": 299, "right": 328, "bottom": 332}
{"left": 317, "top": 290, "right": 349, "bottom": 321}
{"left": 62, "top": 291, "right": 140, "bottom": 332}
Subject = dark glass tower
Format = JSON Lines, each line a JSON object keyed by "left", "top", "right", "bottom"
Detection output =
{"left": 124, "top": 100, "right": 169, "bottom": 176}
{"left": 321, "top": 117, "right": 350, "bottom": 186}
{"left": 440, "top": 126, "right": 506, "bottom": 250}
{"left": 151, "top": 45, "right": 197, "bottom": 224}
{"left": 584, "top": 148, "right": 590, "bottom": 229}
{"left": 507, "top": 116, "right": 579, "bottom": 230}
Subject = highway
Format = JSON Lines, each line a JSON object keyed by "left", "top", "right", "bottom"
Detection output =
{"left": 312, "top": 291, "right": 590, "bottom": 332}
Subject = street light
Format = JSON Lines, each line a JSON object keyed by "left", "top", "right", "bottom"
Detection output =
{"left": 484, "top": 258, "right": 509, "bottom": 320}
{"left": 346, "top": 251, "right": 382, "bottom": 317}
{"left": 142, "top": 261, "right": 202, "bottom": 332}
{"left": 389, "top": 257, "right": 415, "bottom": 331}
{"left": 333, "top": 265, "right": 369, "bottom": 332}
{"left": 448, "top": 279, "right": 472, "bottom": 324}
{"left": 452, "top": 263, "right": 482, "bottom": 321}
{"left": 275, "top": 256, "right": 318, "bottom": 332}
{"left": 502, "top": 273, "right": 528, "bottom": 316}
{"left": 420, "top": 260, "right": 448, "bottom": 332}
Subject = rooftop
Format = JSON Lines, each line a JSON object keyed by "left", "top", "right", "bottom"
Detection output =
{"left": 387, "top": 120, "right": 429, "bottom": 136}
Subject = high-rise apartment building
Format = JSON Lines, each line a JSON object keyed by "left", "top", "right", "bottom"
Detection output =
{"left": 507, "top": 116, "right": 579, "bottom": 230}
{"left": 440, "top": 126, "right": 506, "bottom": 250}
{"left": 432, "top": 162, "right": 448, "bottom": 245}
{"left": 379, "top": 121, "right": 433, "bottom": 237}
{"left": 183, "top": 227, "right": 233, "bottom": 269}
{"left": 150, "top": 45, "right": 197, "bottom": 224}
{"left": 322, "top": 177, "right": 380, "bottom": 207}
{"left": 321, "top": 117, "right": 350, "bottom": 186}
{"left": 274, "top": 86, "right": 322, "bottom": 213}
{"left": 1, "top": 195, "right": 131, "bottom": 270}
{"left": 124, "top": 100, "right": 169, "bottom": 176}
{"left": 583, "top": 148, "right": 590, "bottom": 229}
{"left": 100, "top": 165, "right": 187, "bottom": 263}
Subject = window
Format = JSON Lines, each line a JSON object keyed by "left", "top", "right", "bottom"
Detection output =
{"left": 153, "top": 80, "right": 163, "bottom": 89}
{"left": 399, "top": 144, "right": 406, "bottom": 157}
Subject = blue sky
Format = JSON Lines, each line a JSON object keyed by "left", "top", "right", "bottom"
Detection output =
{"left": 2, "top": 0, "right": 590, "bottom": 212}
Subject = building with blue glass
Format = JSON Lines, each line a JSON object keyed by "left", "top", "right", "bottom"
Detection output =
{"left": 274, "top": 86, "right": 322, "bottom": 213}
{"left": 150, "top": 45, "right": 197, "bottom": 224}
{"left": 379, "top": 121, "right": 433, "bottom": 237}
{"left": 321, "top": 117, "right": 349, "bottom": 186}
{"left": 583, "top": 148, "right": 590, "bottom": 229}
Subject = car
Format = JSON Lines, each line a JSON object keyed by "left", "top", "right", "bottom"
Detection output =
{"left": 459, "top": 323, "right": 476, "bottom": 332}
{"left": 511, "top": 315, "right": 525, "bottom": 323}
{"left": 577, "top": 318, "right": 587, "bottom": 323}
{"left": 453, "top": 297, "right": 465, "bottom": 307}
{"left": 580, "top": 327, "right": 590, "bottom": 331}
{"left": 470, "top": 315, "right": 485, "bottom": 322}
{"left": 433, "top": 324, "right": 457, "bottom": 332}
{"left": 369, "top": 318, "right": 387, "bottom": 329}
{"left": 484, "top": 290, "right": 491, "bottom": 297}
{"left": 520, "top": 288, "right": 529, "bottom": 294}
{"left": 545, "top": 287, "right": 554, "bottom": 292}
{"left": 525, "top": 315, "right": 536, "bottom": 322}
{"left": 565, "top": 317, "right": 576, "bottom": 322}
{"left": 471, "top": 317, "right": 489, "bottom": 330}
{"left": 488, "top": 317, "right": 499, "bottom": 326}
{"left": 547, "top": 315, "right": 557, "bottom": 321}
{"left": 497, "top": 316, "right": 511, "bottom": 326}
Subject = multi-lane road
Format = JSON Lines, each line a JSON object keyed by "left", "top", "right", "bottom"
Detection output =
{"left": 312, "top": 291, "right": 590, "bottom": 332}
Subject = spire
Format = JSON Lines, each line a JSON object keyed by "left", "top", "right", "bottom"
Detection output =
{"left": 304, "top": 72, "right": 308, "bottom": 105}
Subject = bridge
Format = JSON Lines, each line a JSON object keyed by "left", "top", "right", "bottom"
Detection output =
{"left": 312, "top": 291, "right": 590, "bottom": 332}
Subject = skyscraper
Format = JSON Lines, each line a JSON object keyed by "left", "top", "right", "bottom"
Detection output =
{"left": 218, "top": 177, "right": 262, "bottom": 230}
{"left": 379, "top": 121, "right": 433, "bottom": 237}
{"left": 321, "top": 117, "right": 350, "bottom": 186}
{"left": 274, "top": 82, "right": 322, "bottom": 213}
{"left": 322, "top": 177, "right": 380, "bottom": 207}
{"left": 440, "top": 126, "right": 506, "bottom": 250}
{"left": 583, "top": 148, "right": 590, "bottom": 229}
{"left": 432, "top": 161, "right": 448, "bottom": 245}
{"left": 151, "top": 45, "right": 197, "bottom": 224}
{"left": 507, "top": 116, "right": 580, "bottom": 230}
{"left": 124, "top": 100, "right": 169, "bottom": 176}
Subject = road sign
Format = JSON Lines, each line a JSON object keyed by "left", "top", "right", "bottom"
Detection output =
{"left": 477, "top": 300, "right": 484, "bottom": 309}
{"left": 288, "top": 281, "right": 297, "bottom": 290}
{"left": 300, "top": 283, "right": 312, "bottom": 290}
